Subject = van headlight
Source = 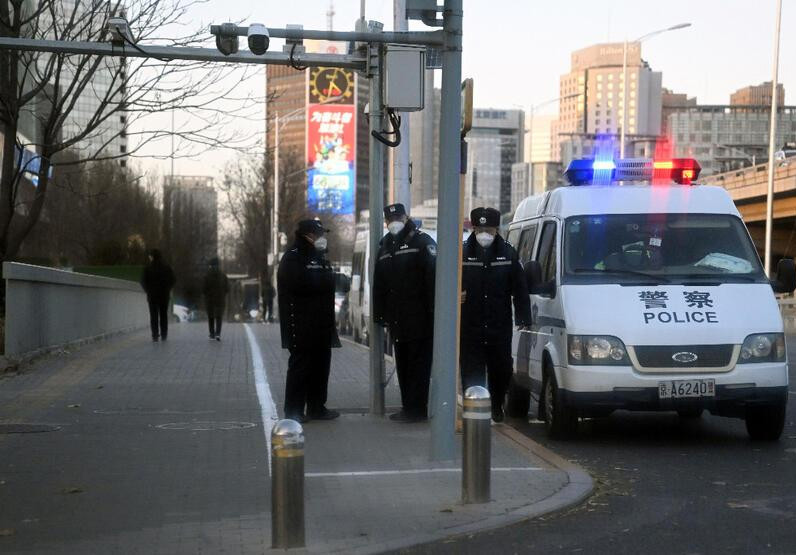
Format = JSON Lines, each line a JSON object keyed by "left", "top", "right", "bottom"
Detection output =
{"left": 738, "top": 333, "right": 785, "bottom": 363}
{"left": 568, "top": 335, "right": 629, "bottom": 365}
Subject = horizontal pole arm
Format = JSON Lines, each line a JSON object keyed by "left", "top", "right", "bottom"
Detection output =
{"left": 210, "top": 25, "right": 444, "bottom": 46}
{"left": 0, "top": 38, "right": 367, "bottom": 69}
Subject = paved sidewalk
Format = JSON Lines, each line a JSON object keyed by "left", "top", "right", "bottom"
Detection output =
{"left": 0, "top": 323, "right": 591, "bottom": 554}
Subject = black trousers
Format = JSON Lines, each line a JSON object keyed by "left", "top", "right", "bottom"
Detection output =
{"left": 393, "top": 337, "right": 433, "bottom": 417}
{"left": 148, "top": 299, "right": 169, "bottom": 339}
{"left": 266, "top": 298, "right": 275, "bottom": 322}
{"left": 284, "top": 346, "right": 332, "bottom": 417}
{"left": 207, "top": 303, "right": 224, "bottom": 336}
{"left": 460, "top": 337, "right": 513, "bottom": 410}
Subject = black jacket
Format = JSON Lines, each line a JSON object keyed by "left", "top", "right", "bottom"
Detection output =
{"left": 277, "top": 235, "right": 340, "bottom": 350}
{"left": 141, "top": 260, "right": 176, "bottom": 303}
{"left": 203, "top": 268, "right": 229, "bottom": 307}
{"left": 461, "top": 233, "right": 531, "bottom": 344}
{"left": 373, "top": 219, "right": 437, "bottom": 343}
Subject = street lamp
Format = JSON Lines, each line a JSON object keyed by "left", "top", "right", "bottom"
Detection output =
{"left": 620, "top": 22, "right": 691, "bottom": 158}
{"left": 765, "top": 0, "right": 783, "bottom": 277}
{"left": 271, "top": 94, "right": 344, "bottom": 288}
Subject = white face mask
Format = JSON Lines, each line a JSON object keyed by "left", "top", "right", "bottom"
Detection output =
{"left": 387, "top": 221, "right": 404, "bottom": 236}
{"left": 313, "top": 236, "right": 328, "bottom": 251}
{"left": 476, "top": 232, "right": 495, "bottom": 248}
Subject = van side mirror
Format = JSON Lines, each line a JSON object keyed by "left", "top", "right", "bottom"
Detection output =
{"left": 524, "top": 261, "right": 555, "bottom": 297}
{"left": 772, "top": 258, "right": 796, "bottom": 294}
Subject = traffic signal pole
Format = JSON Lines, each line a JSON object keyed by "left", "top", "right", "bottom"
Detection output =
{"left": 429, "top": 0, "right": 463, "bottom": 461}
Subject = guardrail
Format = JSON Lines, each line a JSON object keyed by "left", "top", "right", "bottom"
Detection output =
{"left": 3, "top": 262, "right": 149, "bottom": 359}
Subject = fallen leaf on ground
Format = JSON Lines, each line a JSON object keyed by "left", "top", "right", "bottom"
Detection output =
{"left": 727, "top": 502, "right": 750, "bottom": 509}
{"left": 0, "top": 529, "right": 14, "bottom": 537}
{"left": 67, "top": 404, "right": 81, "bottom": 409}
{"left": 439, "top": 508, "right": 453, "bottom": 513}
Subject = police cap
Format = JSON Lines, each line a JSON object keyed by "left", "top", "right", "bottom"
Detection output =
{"left": 383, "top": 203, "right": 406, "bottom": 220}
{"left": 297, "top": 219, "right": 329, "bottom": 235}
{"left": 470, "top": 207, "right": 500, "bottom": 228}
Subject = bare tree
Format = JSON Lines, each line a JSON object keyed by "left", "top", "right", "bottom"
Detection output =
{"left": 0, "top": 0, "right": 263, "bottom": 265}
{"left": 220, "top": 145, "right": 310, "bottom": 283}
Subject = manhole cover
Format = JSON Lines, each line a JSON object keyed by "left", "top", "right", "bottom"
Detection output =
{"left": 0, "top": 424, "right": 61, "bottom": 434}
{"left": 155, "top": 421, "right": 256, "bottom": 431}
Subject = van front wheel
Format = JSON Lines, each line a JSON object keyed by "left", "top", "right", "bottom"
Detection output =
{"left": 745, "top": 404, "right": 786, "bottom": 441}
{"left": 543, "top": 372, "right": 577, "bottom": 438}
{"left": 506, "top": 376, "right": 531, "bottom": 418}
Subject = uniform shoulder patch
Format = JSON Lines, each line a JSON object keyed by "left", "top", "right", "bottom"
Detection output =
{"left": 427, "top": 244, "right": 437, "bottom": 256}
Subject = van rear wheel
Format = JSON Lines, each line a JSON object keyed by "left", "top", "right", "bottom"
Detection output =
{"left": 543, "top": 372, "right": 577, "bottom": 438}
{"left": 745, "top": 404, "right": 786, "bottom": 441}
{"left": 506, "top": 376, "right": 531, "bottom": 418}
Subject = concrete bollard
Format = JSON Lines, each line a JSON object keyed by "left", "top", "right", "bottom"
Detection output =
{"left": 462, "top": 385, "right": 491, "bottom": 504}
{"left": 271, "top": 419, "right": 305, "bottom": 549}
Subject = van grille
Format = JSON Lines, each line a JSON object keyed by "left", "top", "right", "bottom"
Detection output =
{"left": 634, "top": 344, "right": 733, "bottom": 369}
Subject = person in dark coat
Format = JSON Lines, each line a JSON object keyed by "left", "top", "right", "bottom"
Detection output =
{"left": 460, "top": 207, "right": 531, "bottom": 422}
{"left": 264, "top": 281, "right": 276, "bottom": 323}
{"left": 140, "top": 249, "right": 176, "bottom": 342}
{"left": 373, "top": 203, "right": 437, "bottom": 422}
{"left": 277, "top": 219, "right": 341, "bottom": 423}
{"left": 203, "top": 257, "right": 229, "bottom": 341}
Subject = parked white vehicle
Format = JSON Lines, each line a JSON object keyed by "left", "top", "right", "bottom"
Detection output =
{"left": 506, "top": 158, "right": 796, "bottom": 441}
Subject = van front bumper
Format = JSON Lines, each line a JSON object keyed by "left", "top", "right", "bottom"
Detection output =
{"left": 557, "top": 362, "right": 789, "bottom": 417}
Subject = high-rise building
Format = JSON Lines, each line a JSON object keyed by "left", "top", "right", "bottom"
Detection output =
{"left": 666, "top": 104, "right": 796, "bottom": 175}
{"left": 524, "top": 113, "right": 557, "bottom": 163}
{"left": 409, "top": 72, "right": 440, "bottom": 209}
{"left": 661, "top": 88, "right": 697, "bottom": 136}
{"left": 266, "top": 40, "right": 369, "bottom": 262}
{"left": 731, "top": 81, "right": 785, "bottom": 108}
{"left": 465, "top": 108, "right": 524, "bottom": 215}
{"left": 555, "top": 43, "right": 662, "bottom": 164}
{"left": 510, "top": 161, "right": 563, "bottom": 213}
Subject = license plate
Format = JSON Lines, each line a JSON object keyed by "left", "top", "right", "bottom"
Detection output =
{"left": 658, "top": 379, "right": 716, "bottom": 399}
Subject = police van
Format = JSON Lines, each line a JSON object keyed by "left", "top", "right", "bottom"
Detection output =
{"left": 506, "top": 158, "right": 795, "bottom": 440}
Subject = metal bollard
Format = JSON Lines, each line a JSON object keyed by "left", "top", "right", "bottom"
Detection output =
{"left": 462, "top": 386, "right": 491, "bottom": 504}
{"left": 271, "top": 419, "right": 305, "bottom": 549}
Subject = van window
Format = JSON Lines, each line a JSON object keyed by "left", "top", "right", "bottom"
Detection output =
{"left": 536, "top": 221, "right": 557, "bottom": 282}
{"left": 517, "top": 224, "right": 538, "bottom": 264}
{"left": 506, "top": 228, "right": 521, "bottom": 249}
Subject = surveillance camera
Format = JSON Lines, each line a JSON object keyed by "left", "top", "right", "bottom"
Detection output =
{"left": 106, "top": 17, "right": 133, "bottom": 45}
{"left": 248, "top": 23, "right": 270, "bottom": 55}
{"left": 215, "top": 22, "right": 240, "bottom": 56}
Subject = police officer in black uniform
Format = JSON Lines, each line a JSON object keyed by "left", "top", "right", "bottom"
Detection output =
{"left": 277, "top": 219, "right": 341, "bottom": 423}
{"left": 373, "top": 203, "right": 437, "bottom": 423}
{"left": 461, "top": 207, "right": 531, "bottom": 422}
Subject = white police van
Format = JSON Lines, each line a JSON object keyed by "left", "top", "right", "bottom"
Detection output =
{"left": 506, "top": 158, "right": 795, "bottom": 440}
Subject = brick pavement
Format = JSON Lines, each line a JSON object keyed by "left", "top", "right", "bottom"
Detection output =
{"left": 0, "top": 323, "right": 579, "bottom": 554}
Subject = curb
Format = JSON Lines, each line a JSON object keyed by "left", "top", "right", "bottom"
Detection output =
{"left": 337, "top": 421, "right": 593, "bottom": 555}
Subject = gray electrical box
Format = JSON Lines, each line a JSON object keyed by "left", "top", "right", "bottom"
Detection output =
{"left": 384, "top": 44, "right": 425, "bottom": 111}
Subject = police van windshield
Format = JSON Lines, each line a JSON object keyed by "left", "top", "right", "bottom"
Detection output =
{"left": 563, "top": 213, "right": 767, "bottom": 285}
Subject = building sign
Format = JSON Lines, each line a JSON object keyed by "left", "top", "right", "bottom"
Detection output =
{"left": 306, "top": 66, "right": 356, "bottom": 214}
{"left": 306, "top": 103, "right": 356, "bottom": 214}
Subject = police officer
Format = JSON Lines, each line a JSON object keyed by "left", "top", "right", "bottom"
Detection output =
{"left": 373, "top": 203, "right": 437, "bottom": 423}
{"left": 461, "top": 207, "right": 531, "bottom": 422}
{"left": 277, "top": 219, "right": 341, "bottom": 423}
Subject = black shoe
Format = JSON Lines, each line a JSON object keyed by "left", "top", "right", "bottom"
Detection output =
{"left": 152, "top": 336, "right": 159, "bottom": 342}
{"left": 161, "top": 335, "right": 167, "bottom": 341}
{"left": 215, "top": 335, "right": 221, "bottom": 342}
{"left": 491, "top": 406, "right": 505, "bottom": 423}
{"left": 308, "top": 408, "right": 340, "bottom": 420}
{"left": 209, "top": 334, "right": 215, "bottom": 340}
{"left": 285, "top": 413, "right": 308, "bottom": 424}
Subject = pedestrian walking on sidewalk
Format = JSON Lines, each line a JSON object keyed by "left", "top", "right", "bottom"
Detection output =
{"left": 460, "top": 207, "right": 531, "bottom": 422}
{"left": 277, "top": 219, "right": 341, "bottom": 423}
{"left": 203, "top": 257, "right": 229, "bottom": 341}
{"left": 140, "top": 249, "right": 176, "bottom": 342}
{"left": 373, "top": 203, "right": 437, "bottom": 423}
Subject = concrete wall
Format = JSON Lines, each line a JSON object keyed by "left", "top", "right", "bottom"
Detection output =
{"left": 4, "top": 262, "right": 149, "bottom": 359}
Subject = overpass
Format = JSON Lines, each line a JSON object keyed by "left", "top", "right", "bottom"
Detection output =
{"left": 701, "top": 160, "right": 796, "bottom": 270}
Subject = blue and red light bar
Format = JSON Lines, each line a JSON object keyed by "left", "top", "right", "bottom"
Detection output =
{"left": 564, "top": 158, "right": 702, "bottom": 185}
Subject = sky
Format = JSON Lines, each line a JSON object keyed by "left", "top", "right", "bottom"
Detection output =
{"left": 136, "top": 0, "right": 795, "bottom": 180}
